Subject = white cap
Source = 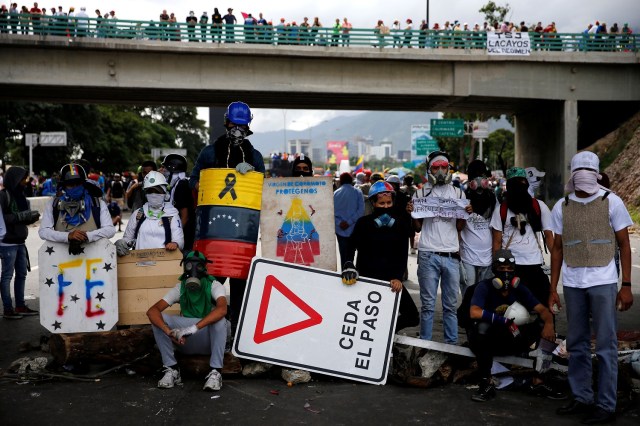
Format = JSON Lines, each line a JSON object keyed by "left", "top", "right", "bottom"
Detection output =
{"left": 386, "top": 175, "right": 401, "bottom": 184}
{"left": 525, "top": 166, "right": 546, "bottom": 180}
{"left": 570, "top": 151, "right": 599, "bottom": 172}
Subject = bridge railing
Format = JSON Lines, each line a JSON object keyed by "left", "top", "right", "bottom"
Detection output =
{"left": 3, "top": 15, "right": 638, "bottom": 53}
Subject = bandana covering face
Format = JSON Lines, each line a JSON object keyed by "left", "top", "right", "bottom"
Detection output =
{"left": 61, "top": 186, "right": 92, "bottom": 226}
{"left": 179, "top": 276, "right": 213, "bottom": 318}
{"left": 565, "top": 169, "right": 601, "bottom": 195}
{"left": 146, "top": 193, "right": 165, "bottom": 210}
{"left": 227, "top": 126, "right": 250, "bottom": 146}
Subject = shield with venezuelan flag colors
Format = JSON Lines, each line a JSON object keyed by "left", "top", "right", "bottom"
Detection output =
{"left": 194, "top": 168, "right": 264, "bottom": 279}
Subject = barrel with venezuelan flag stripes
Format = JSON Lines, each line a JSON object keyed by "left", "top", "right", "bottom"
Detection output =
{"left": 194, "top": 168, "right": 264, "bottom": 279}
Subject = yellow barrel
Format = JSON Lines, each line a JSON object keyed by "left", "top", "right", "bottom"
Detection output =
{"left": 198, "top": 168, "right": 263, "bottom": 210}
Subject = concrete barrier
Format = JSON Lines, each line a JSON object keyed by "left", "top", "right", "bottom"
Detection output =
{"left": 28, "top": 196, "right": 53, "bottom": 216}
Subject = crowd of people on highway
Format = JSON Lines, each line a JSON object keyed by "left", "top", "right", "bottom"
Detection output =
{"left": 0, "top": 101, "right": 635, "bottom": 422}
{"left": 0, "top": 3, "right": 636, "bottom": 51}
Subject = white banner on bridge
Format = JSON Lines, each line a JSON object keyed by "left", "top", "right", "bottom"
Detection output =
{"left": 487, "top": 32, "right": 531, "bottom": 56}
{"left": 411, "top": 197, "right": 470, "bottom": 220}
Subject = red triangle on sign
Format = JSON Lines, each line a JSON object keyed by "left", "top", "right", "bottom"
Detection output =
{"left": 254, "top": 274, "right": 323, "bottom": 344}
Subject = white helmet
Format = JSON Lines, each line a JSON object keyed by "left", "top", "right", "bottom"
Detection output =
{"left": 505, "top": 302, "right": 536, "bottom": 326}
{"left": 143, "top": 170, "right": 168, "bottom": 191}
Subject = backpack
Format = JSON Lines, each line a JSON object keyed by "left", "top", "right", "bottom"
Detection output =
{"left": 133, "top": 208, "right": 173, "bottom": 245}
{"left": 52, "top": 196, "right": 102, "bottom": 229}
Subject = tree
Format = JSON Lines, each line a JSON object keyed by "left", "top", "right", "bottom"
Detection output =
{"left": 479, "top": 1, "right": 511, "bottom": 25}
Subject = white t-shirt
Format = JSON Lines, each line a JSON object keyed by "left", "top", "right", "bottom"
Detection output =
{"left": 490, "top": 198, "right": 552, "bottom": 265}
{"left": 460, "top": 212, "right": 493, "bottom": 266}
{"left": 163, "top": 281, "right": 226, "bottom": 307}
{"left": 413, "top": 184, "right": 465, "bottom": 252}
{"left": 550, "top": 189, "right": 632, "bottom": 288}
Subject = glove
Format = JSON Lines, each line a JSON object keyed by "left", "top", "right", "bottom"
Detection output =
{"left": 16, "top": 210, "right": 40, "bottom": 224}
{"left": 170, "top": 324, "right": 198, "bottom": 341}
{"left": 235, "top": 162, "right": 255, "bottom": 175}
{"left": 341, "top": 261, "right": 359, "bottom": 285}
{"left": 115, "top": 239, "right": 130, "bottom": 256}
{"left": 69, "top": 240, "right": 84, "bottom": 255}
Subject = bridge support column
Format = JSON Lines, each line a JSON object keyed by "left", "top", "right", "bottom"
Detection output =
{"left": 209, "top": 107, "right": 227, "bottom": 143}
{"left": 514, "top": 100, "right": 577, "bottom": 202}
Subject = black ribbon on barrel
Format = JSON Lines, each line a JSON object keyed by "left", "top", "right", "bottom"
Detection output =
{"left": 218, "top": 173, "right": 238, "bottom": 200}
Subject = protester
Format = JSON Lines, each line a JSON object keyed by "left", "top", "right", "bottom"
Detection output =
{"left": 189, "top": 101, "right": 264, "bottom": 333}
{"left": 160, "top": 154, "right": 195, "bottom": 251}
{"left": 125, "top": 160, "right": 157, "bottom": 212}
{"left": 412, "top": 151, "right": 465, "bottom": 344}
{"left": 344, "top": 180, "right": 419, "bottom": 332}
{"left": 462, "top": 249, "right": 557, "bottom": 402}
{"left": 291, "top": 153, "right": 313, "bottom": 177}
{"left": 115, "top": 171, "right": 183, "bottom": 255}
{"left": 550, "top": 151, "right": 633, "bottom": 424}
{"left": 39, "top": 163, "right": 114, "bottom": 255}
{"left": 147, "top": 251, "right": 227, "bottom": 391}
{"left": 0, "top": 166, "right": 40, "bottom": 319}
{"left": 491, "top": 167, "right": 554, "bottom": 308}
{"left": 333, "top": 172, "right": 364, "bottom": 268}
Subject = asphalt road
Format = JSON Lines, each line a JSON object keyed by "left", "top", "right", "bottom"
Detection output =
{"left": 1, "top": 216, "right": 639, "bottom": 425}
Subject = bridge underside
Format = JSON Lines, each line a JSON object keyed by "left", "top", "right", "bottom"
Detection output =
{"left": 0, "top": 83, "right": 556, "bottom": 115}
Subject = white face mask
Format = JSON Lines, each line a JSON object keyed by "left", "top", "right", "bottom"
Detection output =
{"left": 146, "top": 193, "right": 165, "bottom": 209}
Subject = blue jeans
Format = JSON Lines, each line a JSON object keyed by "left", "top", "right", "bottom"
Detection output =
{"left": 564, "top": 284, "right": 618, "bottom": 413}
{"left": 0, "top": 244, "right": 28, "bottom": 311}
{"left": 417, "top": 251, "right": 460, "bottom": 344}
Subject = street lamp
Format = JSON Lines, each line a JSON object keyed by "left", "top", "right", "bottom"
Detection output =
{"left": 426, "top": 0, "right": 430, "bottom": 29}
{"left": 282, "top": 109, "right": 288, "bottom": 153}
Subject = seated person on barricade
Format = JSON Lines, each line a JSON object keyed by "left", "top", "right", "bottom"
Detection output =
{"left": 460, "top": 249, "right": 561, "bottom": 402}
{"left": 147, "top": 251, "right": 227, "bottom": 391}
{"left": 115, "top": 171, "right": 183, "bottom": 256}
{"left": 342, "top": 181, "right": 419, "bottom": 333}
{"left": 39, "top": 163, "right": 115, "bottom": 254}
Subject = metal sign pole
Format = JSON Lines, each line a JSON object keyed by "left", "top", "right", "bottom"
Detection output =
{"left": 479, "top": 138, "right": 484, "bottom": 160}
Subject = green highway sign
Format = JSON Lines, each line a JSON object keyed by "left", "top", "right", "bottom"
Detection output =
{"left": 430, "top": 119, "right": 465, "bottom": 138}
{"left": 415, "top": 136, "right": 439, "bottom": 156}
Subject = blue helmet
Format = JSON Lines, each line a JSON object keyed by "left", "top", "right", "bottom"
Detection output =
{"left": 368, "top": 181, "right": 395, "bottom": 199}
{"left": 225, "top": 101, "right": 253, "bottom": 125}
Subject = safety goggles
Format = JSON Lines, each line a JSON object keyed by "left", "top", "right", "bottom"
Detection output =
{"left": 496, "top": 257, "right": 516, "bottom": 263}
{"left": 430, "top": 160, "right": 449, "bottom": 169}
{"left": 468, "top": 177, "right": 490, "bottom": 191}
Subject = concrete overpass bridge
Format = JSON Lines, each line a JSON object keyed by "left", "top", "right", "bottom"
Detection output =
{"left": 1, "top": 35, "right": 639, "bottom": 197}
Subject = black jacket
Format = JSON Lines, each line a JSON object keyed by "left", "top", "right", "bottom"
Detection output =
{"left": 0, "top": 167, "right": 30, "bottom": 244}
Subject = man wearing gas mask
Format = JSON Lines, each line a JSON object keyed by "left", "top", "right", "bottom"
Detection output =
{"left": 490, "top": 167, "right": 554, "bottom": 309}
{"left": 461, "top": 249, "right": 557, "bottom": 402}
{"left": 411, "top": 151, "right": 465, "bottom": 344}
{"left": 147, "top": 251, "right": 228, "bottom": 391}
{"left": 189, "top": 101, "right": 265, "bottom": 334}
{"left": 39, "top": 163, "right": 115, "bottom": 255}
{"left": 459, "top": 160, "right": 497, "bottom": 296}
{"left": 190, "top": 101, "right": 265, "bottom": 191}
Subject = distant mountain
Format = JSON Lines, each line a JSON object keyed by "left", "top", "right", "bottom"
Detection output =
{"left": 250, "top": 111, "right": 514, "bottom": 155}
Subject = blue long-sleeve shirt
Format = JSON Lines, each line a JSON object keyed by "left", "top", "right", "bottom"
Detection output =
{"left": 333, "top": 183, "right": 364, "bottom": 237}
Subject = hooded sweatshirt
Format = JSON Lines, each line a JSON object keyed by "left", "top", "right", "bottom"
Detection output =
{"left": 0, "top": 167, "right": 31, "bottom": 245}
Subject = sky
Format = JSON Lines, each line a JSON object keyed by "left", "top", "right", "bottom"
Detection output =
{"left": 46, "top": 0, "right": 640, "bottom": 132}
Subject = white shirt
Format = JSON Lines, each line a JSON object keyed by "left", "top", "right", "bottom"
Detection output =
{"left": 39, "top": 198, "right": 116, "bottom": 243}
{"left": 550, "top": 189, "right": 632, "bottom": 288}
{"left": 123, "top": 202, "right": 184, "bottom": 250}
{"left": 163, "top": 281, "right": 226, "bottom": 306}
{"left": 460, "top": 212, "right": 493, "bottom": 266}
{"left": 412, "top": 184, "right": 465, "bottom": 252}
{"left": 490, "top": 198, "right": 552, "bottom": 265}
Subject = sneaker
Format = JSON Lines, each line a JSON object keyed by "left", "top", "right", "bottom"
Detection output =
{"left": 529, "top": 382, "right": 567, "bottom": 400}
{"left": 472, "top": 381, "right": 496, "bottom": 402}
{"left": 15, "top": 306, "right": 39, "bottom": 316}
{"left": 157, "top": 366, "right": 182, "bottom": 389}
{"left": 3, "top": 309, "right": 23, "bottom": 320}
{"left": 203, "top": 369, "right": 222, "bottom": 391}
{"left": 410, "top": 248, "right": 417, "bottom": 255}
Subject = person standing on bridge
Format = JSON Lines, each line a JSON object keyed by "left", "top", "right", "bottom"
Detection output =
{"left": 223, "top": 7, "right": 236, "bottom": 43}
{"left": 190, "top": 102, "right": 264, "bottom": 333}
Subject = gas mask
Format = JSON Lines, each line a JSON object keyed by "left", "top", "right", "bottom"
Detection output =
{"left": 468, "top": 177, "right": 490, "bottom": 193}
{"left": 227, "top": 125, "right": 252, "bottom": 146}
{"left": 427, "top": 159, "right": 451, "bottom": 186}
{"left": 181, "top": 257, "right": 210, "bottom": 291}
